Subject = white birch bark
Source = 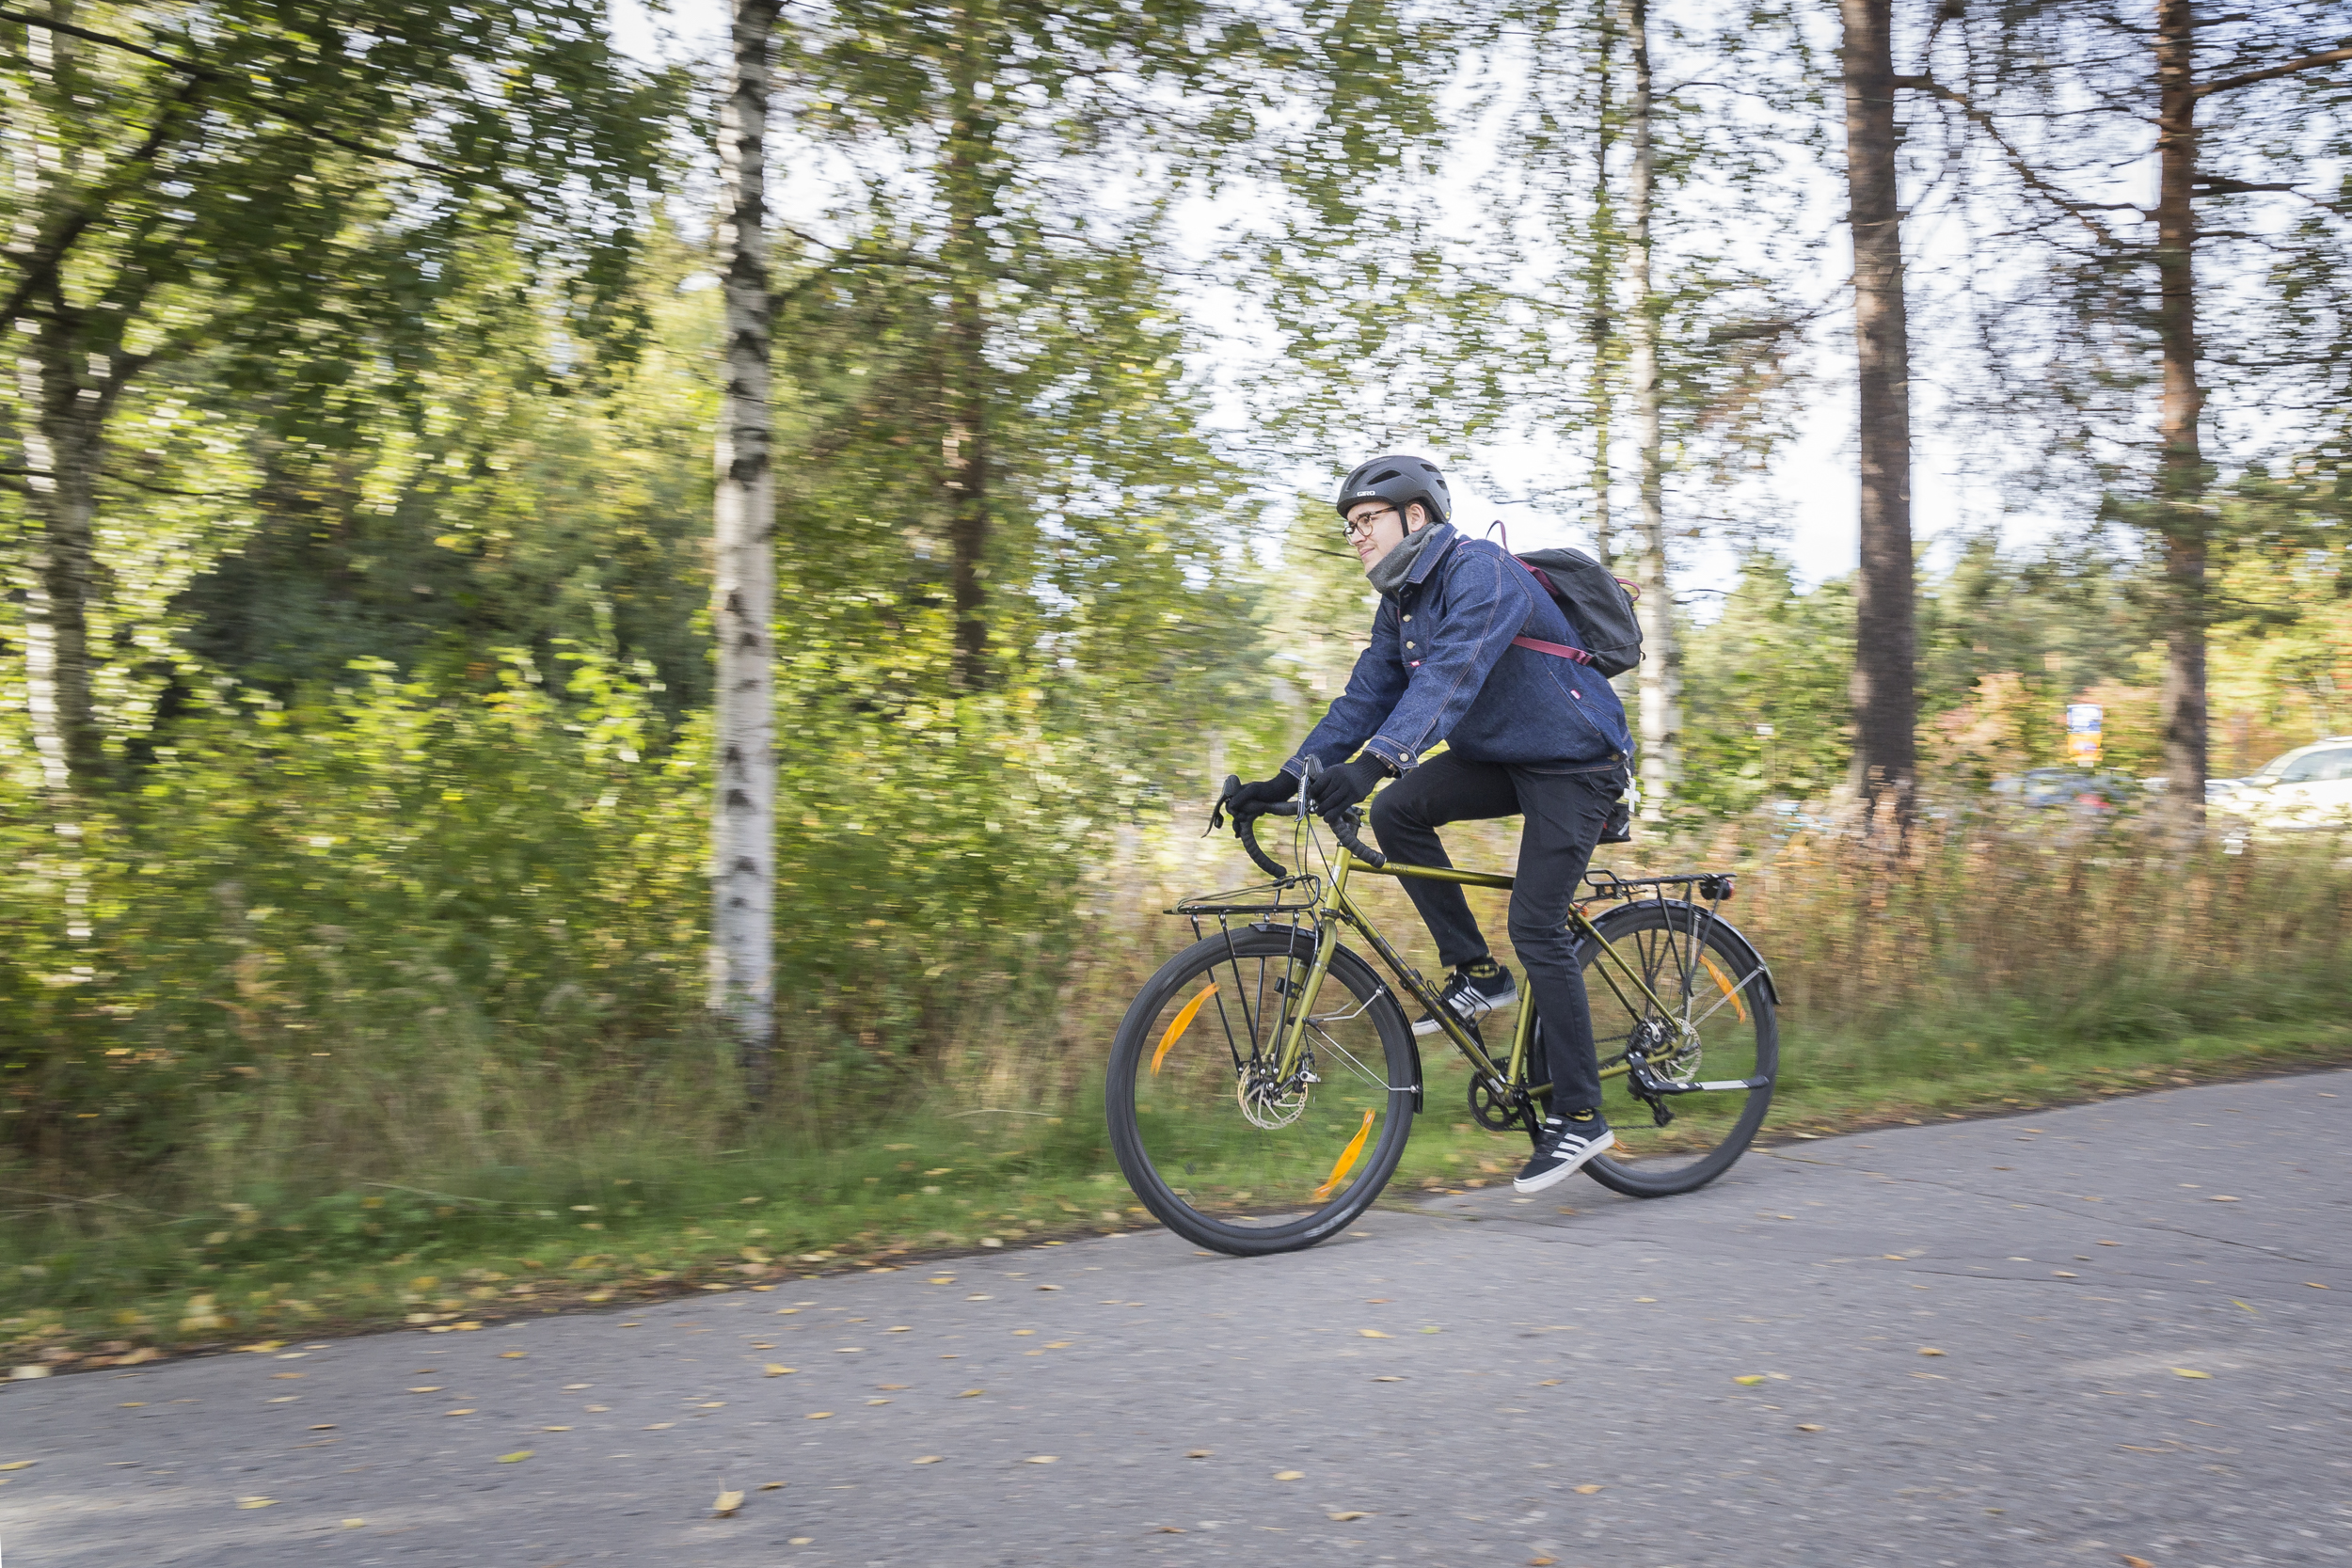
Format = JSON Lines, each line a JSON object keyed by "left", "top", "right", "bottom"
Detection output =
{"left": 1619, "top": 0, "right": 1680, "bottom": 817}
{"left": 708, "top": 0, "right": 781, "bottom": 1084}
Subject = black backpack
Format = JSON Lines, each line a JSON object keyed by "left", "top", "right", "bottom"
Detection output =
{"left": 1512, "top": 547, "right": 1644, "bottom": 677}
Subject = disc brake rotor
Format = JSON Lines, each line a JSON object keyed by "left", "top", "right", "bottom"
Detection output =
{"left": 1236, "top": 1061, "right": 1311, "bottom": 1129}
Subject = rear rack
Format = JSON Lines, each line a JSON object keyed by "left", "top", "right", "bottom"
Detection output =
{"left": 1581, "top": 869, "right": 1738, "bottom": 903}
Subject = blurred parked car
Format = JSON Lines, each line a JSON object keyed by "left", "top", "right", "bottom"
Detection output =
{"left": 2209, "top": 736, "right": 2352, "bottom": 837}
{"left": 1990, "top": 768, "right": 2137, "bottom": 811}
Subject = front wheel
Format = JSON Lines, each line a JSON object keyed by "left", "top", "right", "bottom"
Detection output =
{"left": 1106, "top": 927, "right": 1418, "bottom": 1256}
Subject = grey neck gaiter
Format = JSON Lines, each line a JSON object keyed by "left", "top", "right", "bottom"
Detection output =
{"left": 1364, "top": 523, "right": 1441, "bottom": 598}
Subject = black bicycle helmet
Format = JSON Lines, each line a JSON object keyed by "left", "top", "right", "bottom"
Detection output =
{"left": 1336, "top": 453, "right": 1452, "bottom": 528}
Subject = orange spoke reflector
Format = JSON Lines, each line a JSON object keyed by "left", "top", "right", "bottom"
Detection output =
{"left": 1152, "top": 984, "right": 1216, "bottom": 1076}
{"left": 1312, "top": 1109, "right": 1376, "bottom": 1200}
{"left": 1700, "top": 954, "right": 1748, "bottom": 1022}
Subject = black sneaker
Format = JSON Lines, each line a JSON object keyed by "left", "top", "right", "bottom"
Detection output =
{"left": 1513, "top": 1112, "right": 1617, "bottom": 1193}
{"left": 1412, "top": 959, "right": 1518, "bottom": 1037}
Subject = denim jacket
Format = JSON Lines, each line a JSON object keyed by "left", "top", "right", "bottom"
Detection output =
{"left": 1283, "top": 524, "right": 1634, "bottom": 780}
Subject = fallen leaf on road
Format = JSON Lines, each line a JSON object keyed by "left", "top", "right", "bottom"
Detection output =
{"left": 241, "top": 1341, "right": 286, "bottom": 1354}
{"left": 1420, "top": 1325, "right": 1442, "bottom": 1333}
{"left": 2312, "top": 1283, "right": 2329, "bottom": 1289}
{"left": 1274, "top": 1471, "right": 1303, "bottom": 1481}
{"left": 1797, "top": 1424, "right": 1823, "bottom": 1432}
{"left": 1371, "top": 1375, "right": 1404, "bottom": 1382}
{"left": 236, "top": 1497, "right": 277, "bottom": 1509}
{"left": 408, "top": 1386, "right": 442, "bottom": 1393}
{"left": 342, "top": 1518, "right": 364, "bottom": 1528}
{"left": 1045, "top": 1341, "right": 1073, "bottom": 1348}
{"left": 498, "top": 1450, "right": 532, "bottom": 1464}
{"left": 1917, "top": 1348, "right": 1947, "bottom": 1356}
{"left": 1184, "top": 1449, "right": 1212, "bottom": 1458}
{"left": 1732, "top": 1375, "right": 1767, "bottom": 1386}
{"left": 1327, "top": 1512, "right": 1369, "bottom": 1521}
{"left": 913, "top": 1456, "right": 941, "bottom": 1465}
{"left": 2233, "top": 1300, "right": 2257, "bottom": 1314}
{"left": 564, "top": 1383, "right": 591, "bottom": 1390}
{"left": 501, "top": 1351, "right": 527, "bottom": 1358}
{"left": 806, "top": 1412, "right": 834, "bottom": 1419}
{"left": 2122, "top": 1557, "right": 2153, "bottom": 1567}
{"left": 271, "top": 1372, "right": 303, "bottom": 1380}
{"left": 445, "top": 1409, "right": 477, "bottom": 1417}
{"left": 1632, "top": 1298, "right": 1656, "bottom": 1305}
{"left": 764, "top": 1365, "right": 795, "bottom": 1376}
{"left": 541, "top": 1426, "right": 572, "bottom": 1432}
{"left": 1036, "top": 1284, "right": 1060, "bottom": 1291}
{"left": 957, "top": 1388, "right": 984, "bottom": 1398}
{"left": 1532, "top": 1558, "right": 1558, "bottom": 1566}
{"left": 1153, "top": 1526, "right": 1185, "bottom": 1533}
{"left": 2208, "top": 1196, "right": 2238, "bottom": 1203}
{"left": 789, "top": 1537, "right": 813, "bottom": 1545}
{"left": 0, "top": 1463, "right": 36, "bottom": 1472}
{"left": 2171, "top": 1369, "right": 2212, "bottom": 1379}
{"left": 1025, "top": 1455, "right": 1057, "bottom": 1465}
{"left": 644, "top": 1422, "right": 674, "bottom": 1430}
{"left": 1537, "top": 1379, "right": 1561, "bottom": 1386}
{"left": 713, "top": 1490, "right": 743, "bottom": 1517}
{"left": 1359, "top": 1329, "right": 1391, "bottom": 1338}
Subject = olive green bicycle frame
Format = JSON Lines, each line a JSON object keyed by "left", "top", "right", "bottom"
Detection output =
{"left": 1265, "top": 846, "right": 1677, "bottom": 1104}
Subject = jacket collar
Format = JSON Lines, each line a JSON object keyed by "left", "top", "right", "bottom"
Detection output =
{"left": 1399, "top": 521, "right": 1459, "bottom": 591}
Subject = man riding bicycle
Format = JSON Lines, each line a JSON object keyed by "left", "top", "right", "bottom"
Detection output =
{"left": 1225, "top": 454, "right": 1635, "bottom": 1193}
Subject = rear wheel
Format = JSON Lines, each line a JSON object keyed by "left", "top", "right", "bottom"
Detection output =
{"left": 1107, "top": 927, "right": 1418, "bottom": 1256}
{"left": 1570, "top": 902, "right": 1777, "bottom": 1197}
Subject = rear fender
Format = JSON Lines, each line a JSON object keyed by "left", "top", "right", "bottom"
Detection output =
{"left": 1585, "top": 899, "right": 1781, "bottom": 1007}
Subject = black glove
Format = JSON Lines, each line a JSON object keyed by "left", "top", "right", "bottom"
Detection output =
{"left": 1224, "top": 772, "right": 1299, "bottom": 824}
{"left": 1305, "top": 754, "right": 1392, "bottom": 816}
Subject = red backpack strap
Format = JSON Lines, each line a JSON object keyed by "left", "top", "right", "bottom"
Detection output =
{"left": 1512, "top": 634, "right": 1594, "bottom": 665}
{"left": 1512, "top": 559, "right": 1596, "bottom": 663}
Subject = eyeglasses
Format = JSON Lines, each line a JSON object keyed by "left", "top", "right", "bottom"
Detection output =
{"left": 1342, "top": 505, "right": 1398, "bottom": 542}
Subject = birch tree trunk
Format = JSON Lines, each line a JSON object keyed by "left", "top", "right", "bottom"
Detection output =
{"left": 1838, "top": 0, "right": 1918, "bottom": 819}
{"left": 1618, "top": 0, "right": 1678, "bottom": 817}
{"left": 709, "top": 0, "right": 781, "bottom": 1091}
{"left": 2152, "top": 0, "right": 2206, "bottom": 828}
{"left": 9, "top": 8, "right": 105, "bottom": 800}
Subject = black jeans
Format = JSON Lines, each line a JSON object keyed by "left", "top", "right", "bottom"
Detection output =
{"left": 1366, "top": 752, "right": 1627, "bottom": 1116}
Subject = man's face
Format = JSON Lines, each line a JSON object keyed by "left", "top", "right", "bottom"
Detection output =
{"left": 1343, "top": 499, "right": 1425, "bottom": 573}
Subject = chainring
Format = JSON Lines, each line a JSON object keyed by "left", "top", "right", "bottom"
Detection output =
{"left": 1467, "top": 1075, "right": 1532, "bottom": 1132}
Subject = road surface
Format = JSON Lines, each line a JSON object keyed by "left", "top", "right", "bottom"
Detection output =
{"left": 4, "top": 1071, "right": 2346, "bottom": 1566}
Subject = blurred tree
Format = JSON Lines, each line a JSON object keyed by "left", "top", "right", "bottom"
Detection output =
{"left": 0, "top": 0, "right": 675, "bottom": 800}
{"left": 1898, "top": 0, "right": 2352, "bottom": 825}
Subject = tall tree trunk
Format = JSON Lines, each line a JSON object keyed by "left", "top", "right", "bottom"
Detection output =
{"left": 1839, "top": 0, "right": 1918, "bottom": 817}
{"left": 709, "top": 0, "right": 780, "bottom": 1092}
{"left": 1618, "top": 0, "right": 1677, "bottom": 818}
{"left": 1585, "top": 0, "right": 1616, "bottom": 574}
{"left": 9, "top": 9, "right": 103, "bottom": 799}
{"left": 16, "top": 316, "right": 105, "bottom": 798}
{"left": 943, "top": 2, "right": 994, "bottom": 693}
{"left": 2153, "top": 0, "right": 2206, "bottom": 827}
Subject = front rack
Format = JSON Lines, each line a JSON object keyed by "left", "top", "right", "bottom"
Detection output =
{"left": 1170, "top": 874, "right": 1325, "bottom": 920}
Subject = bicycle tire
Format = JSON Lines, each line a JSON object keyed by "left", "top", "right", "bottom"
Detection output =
{"left": 1569, "top": 901, "right": 1778, "bottom": 1198}
{"left": 1106, "top": 927, "right": 1419, "bottom": 1256}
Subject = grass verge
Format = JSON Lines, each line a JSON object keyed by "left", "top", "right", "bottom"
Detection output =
{"left": 8, "top": 1018, "right": 2347, "bottom": 1379}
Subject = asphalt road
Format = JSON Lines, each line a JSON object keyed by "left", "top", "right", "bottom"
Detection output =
{"left": 4, "top": 1072, "right": 2347, "bottom": 1568}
